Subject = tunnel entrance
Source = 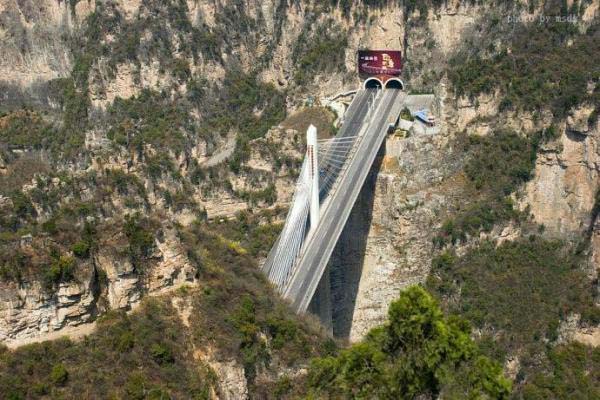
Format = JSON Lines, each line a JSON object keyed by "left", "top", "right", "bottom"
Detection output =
{"left": 384, "top": 78, "right": 404, "bottom": 90}
{"left": 363, "top": 77, "right": 383, "bottom": 89}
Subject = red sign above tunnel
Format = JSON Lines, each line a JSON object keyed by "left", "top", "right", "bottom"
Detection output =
{"left": 358, "top": 50, "right": 402, "bottom": 76}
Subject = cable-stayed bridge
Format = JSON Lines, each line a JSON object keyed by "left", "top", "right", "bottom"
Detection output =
{"left": 262, "top": 88, "right": 406, "bottom": 314}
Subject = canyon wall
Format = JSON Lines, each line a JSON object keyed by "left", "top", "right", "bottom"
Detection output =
{"left": 0, "top": 0, "right": 598, "bottom": 356}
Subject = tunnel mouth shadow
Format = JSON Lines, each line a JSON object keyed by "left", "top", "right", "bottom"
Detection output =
{"left": 384, "top": 78, "right": 404, "bottom": 90}
{"left": 364, "top": 77, "right": 383, "bottom": 89}
{"left": 314, "top": 139, "right": 385, "bottom": 338}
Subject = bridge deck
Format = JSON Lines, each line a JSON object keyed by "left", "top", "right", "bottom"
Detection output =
{"left": 283, "top": 89, "right": 406, "bottom": 312}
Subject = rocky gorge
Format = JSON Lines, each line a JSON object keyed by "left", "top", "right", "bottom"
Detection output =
{"left": 0, "top": 0, "right": 598, "bottom": 398}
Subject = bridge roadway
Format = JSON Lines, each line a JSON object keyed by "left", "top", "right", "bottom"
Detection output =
{"left": 283, "top": 88, "right": 405, "bottom": 312}
{"left": 319, "top": 88, "right": 375, "bottom": 201}
{"left": 262, "top": 89, "right": 377, "bottom": 281}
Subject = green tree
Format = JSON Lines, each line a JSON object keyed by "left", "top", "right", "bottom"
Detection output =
{"left": 307, "top": 286, "right": 511, "bottom": 399}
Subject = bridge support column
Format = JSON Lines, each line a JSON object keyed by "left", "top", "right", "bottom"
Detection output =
{"left": 307, "top": 125, "right": 320, "bottom": 230}
{"left": 309, "top": 264, "right": 333, "bottom": 334}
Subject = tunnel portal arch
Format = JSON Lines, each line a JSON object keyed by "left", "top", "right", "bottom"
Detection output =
{"left": 384, "top": 78, "right": 404, "bottom": 90}
{"left": 363, "top": 77, "right": 383, "bottom": 89}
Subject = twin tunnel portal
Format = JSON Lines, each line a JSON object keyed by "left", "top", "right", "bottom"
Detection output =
{"left": 262, "top": 83, "right": 409, "bottom": 335}
{"left": 364, "top": 76, "right": 404, "bottom": 90}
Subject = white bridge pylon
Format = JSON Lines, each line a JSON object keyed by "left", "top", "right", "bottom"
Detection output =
{"left": 307, "top": 125, "right": 320, "bottom": 233}
{"left": 262, "top": 124, "right": 360, "bottom": 293}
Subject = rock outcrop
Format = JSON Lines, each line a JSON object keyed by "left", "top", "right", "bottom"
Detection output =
{"left": 0, "top": 264, "right": 96, "bottom": 344}
{"left": 1, "top": 0, "right": 599, "bottom": 362}
{"left": 523, "top": 108, "right": 599, "bottom": 236}
{"left": 0, "top": 225, "right": 196, "bottom": 346}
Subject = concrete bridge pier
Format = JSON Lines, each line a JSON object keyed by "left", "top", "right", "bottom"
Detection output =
{"left": 308, "top": 134, "right": 385, "bottom": 338}
{"left": 308, "top": 264, "right": 333, "bottom": 334}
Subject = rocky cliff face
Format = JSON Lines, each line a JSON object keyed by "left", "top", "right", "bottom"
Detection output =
{"left": 523, "top": 104, "right": 599, "bottom": 236}
{"left": 341, "top": 97, "right": 599, "bottom": 344}
{"left": 328, "top": 1, "right": 600, "bottom": 345}
{"left": 0, "top": 0, "right": 598, "bottom": 375}
{"left": 0, "top": 223, "right": 198, "bottom": 346}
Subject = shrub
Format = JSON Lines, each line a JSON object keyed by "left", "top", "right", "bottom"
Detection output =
{"left": 124, "top": 214, "right": 155, "bottom": 261}
{"left": 43, "top": 255, "right": 76, "bottom": 289}
{"left": 49, "top": 363, "right": 68, "bottom": 386}
{"left": 306, "top": 286, "right": 511, "bottom": 399}
{"left": 150, "top": 343, "right": 174, "bottom": 364}
{"left": 10, "top": 191, "right": 35, "bottom": 221}
{"left": 171, "top": 58, "right": 191, "bottom": 82}
{"left": 125, "top": 373, "right": 148, "bottom": 400}
{"left": 71, "top": 241, "right": 90, "bottom": 258}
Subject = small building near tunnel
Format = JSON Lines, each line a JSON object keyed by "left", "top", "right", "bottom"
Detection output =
{"left": 358, "top": 50, "right": 404, "bottom": 90}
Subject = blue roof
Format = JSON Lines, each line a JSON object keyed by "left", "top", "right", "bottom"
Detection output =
{"left": 415, "top": 110, "right": 429, "bottom": 119}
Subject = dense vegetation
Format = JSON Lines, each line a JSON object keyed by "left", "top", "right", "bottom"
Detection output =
{"left": 0, "top": 219, "right": 329, "bottom": 399}
{"left": 0, "top": 300, "right": 212, "bottom": 399}
{"left": 293, "top": 18, "right": 349, "bottom": 84}
{"left": 306, "top": 286, "right": 511, "bottom": 399}
{"left": 427, "top": 238, "right": 600, "bottom": 397}
{"left": 428, "top": 239, "right": 599, "bottom": 355}
{"left": 434, "top": 129, "right": 545, "bottom": 246}
{"left": 521, "top": 342, "right": 600, "bottom": 399}
{"left": 106, "top": 89, "right": 194, "bottom": 153}
{"left": 448, "top": 4, "right": 600, "bottom": 119}
{"left": 0, "top": 111, "right": 57, "bottom": 150}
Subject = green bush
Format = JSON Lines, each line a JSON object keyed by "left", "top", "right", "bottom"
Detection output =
{"left": 306, "top": 286, "right": 511, "bottom": 399}
{"left": 124, "top": 213, "right": 156, "bottom": 261}
{"left": 150, "top": 343, "right": 174, "bottom": 364}
{"left": 43, "top": 255, "right": 76, "bottom": 289}
{"left": 105, "top": 169, "right": 146, "bottom": 196}
{"left": 49, "top": 363, "right": 68, "bottom": 386}
{"left": 9, "top": 191, "right": 36, "bottom": 221}
{"left": 71, "top": 241, "right": 90, "bottom": 258}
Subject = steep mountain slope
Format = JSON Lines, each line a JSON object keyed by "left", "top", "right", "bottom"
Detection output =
{"left": 0, "top": 0, "right": 598, "bottom": 399}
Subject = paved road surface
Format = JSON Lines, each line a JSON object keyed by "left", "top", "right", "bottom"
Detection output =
{"left": 284, "top": 89, "right": 405, "bottom": 312}
{"left": 262, "top": 89, "right": 375, "bottom": 279}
